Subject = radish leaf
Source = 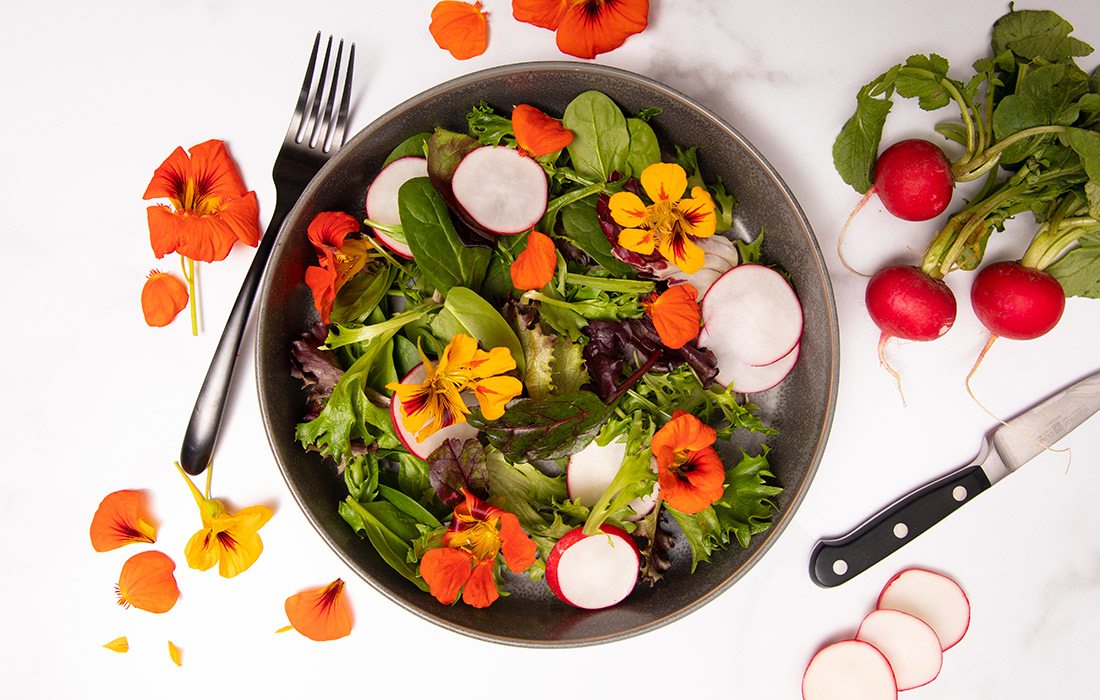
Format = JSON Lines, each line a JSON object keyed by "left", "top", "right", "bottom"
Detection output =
{"left": 833, "top": 81, "right": 894, "bottom": 193}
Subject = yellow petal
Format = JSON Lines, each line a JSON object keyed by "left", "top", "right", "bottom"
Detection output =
{"left": 677, "top": 187, "right": 717, "bottom": 238}
{"left": 470, "top": 375, "right": 524, "bottom": 420}
{"left": 184, "top": 528, "right": 221, "bottom": 572}
{"left": 608, "top": 191, "right": 648, "bottom": 227}
{"left": 102, "top": 637, "right": 129, "bottom": 653}
{"left": 640, "top": 163, "right": 687, "bottom": 202}
{"left": 439, "top": 332, "right": 480, "bottom": 372}
{"left": 466, "top": 346, "right": 517, "bottom": 380}
{"left": 660, "top": 231, "right": 706, "bottom": 274}
{"left": 168, "top": 641, "right": 183, "bottom": 667}
{"left": 618, "top": 227, "right": 656, "bottom": 255}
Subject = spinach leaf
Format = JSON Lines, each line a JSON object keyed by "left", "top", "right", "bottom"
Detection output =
{"left": 442, "top": 286, "right": 526, "bottom": 374}
{"left": 560, "top": 197, "right": 637, "bottom": 277}
{"left": 469, "top": 390, "right": 613, "bottom": 462}
{"left": 398, "top": 177, "right": 491, "bottom": 295}
{"left": 339, "top": 498, "right": 429, "bottom": 590}
{"left": 331, "top": 264, "right": 395, "bottom": 325}
{"left": 377, "top": 484, "right": 442, "bottom": 529}
{"left": 625, "top": 117, "right": 661, "bottom": 177}
{"left": 384, "top": 132, "right": 431, "bottom": 166}
{"left": 563, "top": 91, "right": 630, "bottom": 182}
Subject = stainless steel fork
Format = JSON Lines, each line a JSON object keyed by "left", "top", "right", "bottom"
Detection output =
{"left": 179, "top": 33, "right": 355, "bottom": 476}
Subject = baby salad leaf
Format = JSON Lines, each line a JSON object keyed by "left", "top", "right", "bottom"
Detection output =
{"left": 467, "top": 101, "right": 516, "bottom": 147}
{"left": 833, "top": 81, "right": 894, "bottom": 193}
{"left": 484, "top": 448, "right": 570, "bottom": 538}
{"left": 469, "top": 390, "right": 613, "bottom": 462}
{"left": 563, "top": 91, "right": 631, "bottom": 182}
{"left": 398, "top": 178, "right": 491, "bottom": 295}
{"left": 384, "top": 132, "right": 432, "bottom": 166}
{"left": 339, "top": 497, "right": 429, "bottom": 591}
{"left": 427, "top": 438, "right": 490, "bottom": 508}
{"left": 625, "top": 117, "right": 661, "bottom": 177}
{"left": 582, "top": 418, "right": 655, "bottom": 536}
{"left": 441, "top": 286, "right": 526, "bottom": 374}
{"left": 560, "top": 198, "right": 638, "bottom": 278}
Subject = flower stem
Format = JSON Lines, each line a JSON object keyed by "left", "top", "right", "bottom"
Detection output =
{"left": 179, "top": 256, "right": 199, "bottom": 336}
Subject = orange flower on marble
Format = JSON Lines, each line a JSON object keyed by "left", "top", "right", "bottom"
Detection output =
{"left": 510, "top": 230, "right": 558, "bottom": 290}
{"left": 513, "top": 0, "right": 649, "bottom": 59}
{"left": 652, "top": 410, "right": 725, "bottom": 514}
{"left": 512, "top": 104, "right": 574, "bottom": 157}
{"left": 140, "top": 270, "right": 189, "bottom": 327}
{"left": 419, "top": 490, "right": 536, "bottom": 608}
{"left": 283, "top": 579, "right": 354, "bottom": 641}
{"left": 430, "top": 1, "right": 489, "bottom": 60}
{"left": 304, "top": 211, "right": 370, "bottom": 324}
{"left": 90, "top": 489, "right": 157, "bottom": 552}
{"left": 143, "top": 139, "right": 260, "bottom": 263}
{"left": 116, "top": 550, "right": 179, "bottom": 613}
{"left": 646, "top": 283, "right": 701, "bottom": 350}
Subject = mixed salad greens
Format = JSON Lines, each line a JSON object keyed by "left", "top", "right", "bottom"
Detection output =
{"left": 288, "top": 90, "right": 793, "bottom": 609}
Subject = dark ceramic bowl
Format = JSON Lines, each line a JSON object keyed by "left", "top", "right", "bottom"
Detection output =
{"left": 256, "top": 62, "right": 839, "bottom": 647}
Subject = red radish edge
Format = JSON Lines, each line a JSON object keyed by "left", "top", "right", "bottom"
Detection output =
{"left": 450, "top": 146, "right": 548, "bottom": 235}
{"left": 389, "top": 364, "right": 478, "bottom": 460}
{"left": 856, "top": 609, "right": 943, "bottom": 691}
{"left": 876, "top": 568, "right": 970, "bottom": 651}
{"left": 545, "top": 525, "right": 640, "bottom": 610}
{"left": 802, "top": 639, "right": 898, "bottom": 700}
{"left": 365, "top": 157, "right": 428, "bottom": 259}
{"left": 700, "top": 264, "right": 804, "bottom": 367}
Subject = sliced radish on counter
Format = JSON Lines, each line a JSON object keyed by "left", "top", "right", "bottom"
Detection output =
{"left": 856, "top": 609, "right": 943, "bottom": 690}
{"left": 566, "top": 439, "right": 657, "bottom": 516}
{"left": 365, "top": 156, "right": 428, "bottom": 258}
{"left": 545, "top": 525, "right": 640, "bottom": 609}
{"left": 802, "top": 640, "right": 898, "bottom": 700}
{"left": 450, "top": 146, "right": 548, "bottom": 235}
{"left": 389, "top": 364, "right": 478, "bottom": 460}
{"left": 877, "top": 568, "right": 970, "bottom": 651}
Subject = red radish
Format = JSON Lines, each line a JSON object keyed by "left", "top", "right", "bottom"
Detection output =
{"left": 365, "top": 156, "right": 429, "bottom": 258}
{"left": 876, "top": 568, "right": 970, "bottom": 651}
{"left": 545, "top": 525, "right": 640, "bottom": 610}
{"left": 566, "top": 439, "right": 657, "bottom": 516}
{"left": 450, "top": 146, "right": 548, "bottom": 235}
{"left": 802, "top": 640, "right": 898, "bottom": 700}
{"left": 389, "top": 364, "right": 478, "bottom": 460}
{"left": 970, "top": 261, "right": 1065, "bottom": 341}
{"left": 701, "top": 336, "right": 799, "bottom": 393}
{"left": 856, "top": 609, "right": 943, "bottom": 690}
{"left": 699, "top": 264, "right": 804, "bottom": 366}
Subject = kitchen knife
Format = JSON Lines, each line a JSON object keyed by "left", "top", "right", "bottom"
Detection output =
{"left": 810, "top": 369, "right": 1100, "bottom": 587}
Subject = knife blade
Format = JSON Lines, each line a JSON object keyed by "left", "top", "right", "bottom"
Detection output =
{"left": 810, "top": 368, "right": 1100, "bottom": 588}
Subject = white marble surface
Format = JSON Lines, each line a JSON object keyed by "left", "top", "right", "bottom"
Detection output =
{"left": 3, "top": 1, "right": 1099, "bottom": 697}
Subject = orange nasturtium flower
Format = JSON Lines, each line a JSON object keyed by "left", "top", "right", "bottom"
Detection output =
{"left": 174, "top": 462, "right": 273, "bottom": 578}
{"left": 90, "top": 489, "right": 158, "bottom": 552}
{"left": 304, "top": 211, "right": 370, "bottom": 324}
{"left": 646, "top": 283, "right": 701, "bottom": 350}
{"left": 512, "top": 104, "right": 574, "bottom": 157}
{"left": 513, "top": 0, "right": 649, "bottom": 59}
{"left": 419, "top": 490, "right": 537, "bottom": 608}
{"left": 609, "top": 162, "right": 717, "bottom": 274}
{"left": 116, "top": 550, "right": 180, "bottom": 613}
{"left": 282, "top": 579, "right": 354, "bottom": 641}
{"left": 386, "top": 333, "right": 523, "bottom": 440}
{"left": 510, "top": 230, "right": 558, "bottom": 290}
{"left": 652, "top": 410, "right": 725, "bottom": 514}
{"left": 430, "top": 1, "right": 489, "bottom": 60}
{"left": 140, "top": 270, "right": 189, "bottom": 328}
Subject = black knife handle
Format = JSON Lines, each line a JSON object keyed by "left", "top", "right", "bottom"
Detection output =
{"left": 809, "top": 464, "right": 992, "bottom": 587}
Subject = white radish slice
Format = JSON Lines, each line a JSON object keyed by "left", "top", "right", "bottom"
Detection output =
{"left": 876, "top": 568, "right": 970, "bottom": 651}
{"left": 389, "top": 364, "right": 478, "bottom": 460}
{"left": 856, "top": 609, "right": 943, "bottom": 690}
{"left": 545, "top": 525, "right": 639, "bottom": 610}
{"left": 700, "top": 264, "right": 803, "bottom": 366}
{"left": 802, "top": 640, "right": 898, "bottom": 700}
{"left": 450, "top": 146, "right": 548, "bottom": 235}
{"left": 701, "top": 333, "right": 799, "bottom": 392}
{"left": 364, "top": 156, "right": 428, "bottom": 259}
{"left": 566, "top": 440, "right": 658, "bottom": 516}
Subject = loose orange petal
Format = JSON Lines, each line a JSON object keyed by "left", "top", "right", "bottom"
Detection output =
{"left": 284, "top": 579, "right": 354, "bottom": 642}
{"left": 658, "top": 444, "right": 725, "bottom": 514}
{"left": 102, "top": 637, "right": 129, "bottom": 653}
{"left": 90, "top": 489, "right": 158, "bottom": 551}
{"left": 510, "top": 230, "right": 558, "bottom": 290}
{"left": 512, "top": 0, "right": 567, "bottom": 29}
{"left": 419, "top": 547, "right": 473, "bottom": 605}
{"left": 461, "top": 559, "right": 500, "bottom": 608}
{"left": 140, "top": 271, "right": 189, "bottom": 328}
{"left": 430, "top": 1, "right": 489, "bottom": 60}
{"left": 116, "top": 551, "right": 179, "bottom": 614}
{"left": 167, "top": 641, "right": 183, "bottom": 666}
{"left": 647, "top": 284, "right": 701, "bottom": 350}
{"left": 512, "top": 104, "right": 574, "bottom": 157}
{"left": 555, "top": 0, "right": 649, "bottom": 59}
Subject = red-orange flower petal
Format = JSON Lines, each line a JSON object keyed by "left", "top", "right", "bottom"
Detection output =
{"left": 140, "top": 271, "right": 189, "bottom": 328}
{"left": 647, "top": 283, "right": 701, "bottom": 350}
{"left": 496, "top": 510, "right": 538, "bottom": 573}
{"left": 512, "top": 104, "right": 574, "bottom": 157}
{"left": 430, "top": 1, "right": 489, "bottom": 60}
{"left": 90, "top": 489, "right": 158, "bottom": 552}
{"left": 555, "top": 0, "right": 649, "bottom": 59}
{"left": 307, "top": 211, "right": 361, "bottom": 257}
{"left": 305, "top": 263, "right": 338, "bottom": 324}
{"left": 420, "top": 547, "right": 474, "bottom": 604}
{"left": 284, "top": 579, "right": 354, "bottom": 641}
{"left": 144, "top": 140, "right": 248, "bottom": 201}
{"left": 510, "top": 230, "right": 557, "bottom": 290}
{"left": 652, "top": 410, "right": 724, "bottom": 514}
{"left": 512, "top": 0, "right": 567, "bottom": 29}
{"left": 116, "top": 550, "right": 179, "bottom": 614}
{"left": 461, "top": 559, "right": 500, "bottom": 608}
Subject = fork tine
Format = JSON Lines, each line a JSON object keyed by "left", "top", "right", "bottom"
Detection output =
{"left": 316, "top": 40, "right": 344, "bottom": 151}
{"left": 303, "top": 36, "right": 333, "bottom": 145}
{"left": 287, "top": 32, "right": 321, "bottom": 139}
{"left": 330, "top": 43, "right": 355, "bottom": 151}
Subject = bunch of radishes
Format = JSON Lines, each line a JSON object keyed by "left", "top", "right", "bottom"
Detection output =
{"left": 833, "top": 8, "right": 1100, "bottom": 395}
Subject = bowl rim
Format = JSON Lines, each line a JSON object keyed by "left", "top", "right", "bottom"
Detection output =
{"left": 256, "top": 60, "right": 840, "bottom": 647}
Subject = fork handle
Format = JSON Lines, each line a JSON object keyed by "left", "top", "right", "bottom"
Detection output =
{"left": 178, "top": 199, "right": 293, "bottom": 475}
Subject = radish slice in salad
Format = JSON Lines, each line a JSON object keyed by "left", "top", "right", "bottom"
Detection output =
{"left": 702, "top": 339, "right": 799, "bottom": 393}
{"left": 389, "top": 363, "right": 478, "bottom": 460}
{"left": 876, "top": 568, "right": 970, "bottom": 651}
{"left": 566, "top": 439, "right": 658, "bottom": 516}
{"left": 365, "top": 156, "right": 428, "bottom": 259}
{"left": 700, "top": 264, "right": 803, "bottom": 366}
{"left": 856, "top": 609, "right": 943, "bottom": 690}
{"left": 545, "top": 525, "right": 640, "bottom": 610}
{"left": 802, "top": 640, "right": 898, "bottom": 700}
{"left": 450, "top": 146, "right": 548, "bottom": 235}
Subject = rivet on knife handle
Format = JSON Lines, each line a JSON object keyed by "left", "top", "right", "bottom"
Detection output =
{"left": 809, "top": 464, "right": 992, "bottom": 587}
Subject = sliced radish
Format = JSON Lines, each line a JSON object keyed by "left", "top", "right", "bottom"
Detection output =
{"left": 364, "top": 156, "right": 428, "bottom": 259}
{"left": 700, "top": 264, "right": 803, "bottom": 366}
{"left": 545, "top": 525, "right": 640, "bottom": 610}
{"left": 389, "top": 363, "right": 478, "bottom": 460}
{"left": 566, "top": 440, "right": 658, "bottom": 516}
{"left": 701, "top": 333, "right": 799, "bottom": 392}
{"left": 802, "top": 640, "right": 898, "bottom": 700}
{"left": 876, "top": 568, "right": 970, "bottom": 651}
{"left": 450, "top": 146, "right": 548, "bottom": 235}
{"left": 856, "top": 609, "right": 943, "bottom": 690}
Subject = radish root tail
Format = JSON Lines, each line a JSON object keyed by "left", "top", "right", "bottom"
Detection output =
{"left": 877, "top": 332, "right": 907, "bottom": 407}
{"left": 837, "top": 189, "right": 875, "bottom": 278}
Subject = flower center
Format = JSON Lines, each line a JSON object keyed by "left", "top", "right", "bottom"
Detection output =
{"left": 449, "top": 515, "right": 502, "bottom": 561}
